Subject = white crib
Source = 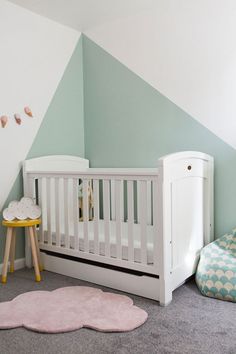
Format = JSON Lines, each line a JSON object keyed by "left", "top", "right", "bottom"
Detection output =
{"left": 23, "top": 151, "right": 214, "bottom": 305}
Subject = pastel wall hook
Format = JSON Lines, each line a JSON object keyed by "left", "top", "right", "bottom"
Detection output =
{"left": 1, "top": 115, "right": 8, "bottom": 128}
{"left": 24, "top": 106, "right": 33, "bottom": 117}
{"left": 14, "top": 113, "right": 22, "bottom": 125}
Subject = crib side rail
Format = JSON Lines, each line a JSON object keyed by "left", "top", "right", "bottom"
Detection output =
{"left": 26, "top": 168, "right": 158, "bottom": 179}
{"left": 25, "top": 169, "right": 160, "bottom": 275}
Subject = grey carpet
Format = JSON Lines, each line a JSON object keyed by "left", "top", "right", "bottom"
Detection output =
{"left": 0, "top": 268, "right": 235, "bottom": 354}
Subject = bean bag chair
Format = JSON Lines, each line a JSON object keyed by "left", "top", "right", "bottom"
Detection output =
{"left": 196, "top": 229, "right": 236, "bottom": 302}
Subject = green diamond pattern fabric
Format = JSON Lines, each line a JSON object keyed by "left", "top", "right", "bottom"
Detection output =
{"left": 196, "top": 229, "right": 236, "bottom": 302}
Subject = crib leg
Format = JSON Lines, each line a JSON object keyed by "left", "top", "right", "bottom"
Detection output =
{"left": 159, "top": 277, "right": 172, "bottom": 306}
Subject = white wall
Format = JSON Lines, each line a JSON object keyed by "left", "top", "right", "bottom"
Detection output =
{"left": 85, "top": 0, "right": 236, "bottom": 149}
{"left": 0, "top": 0, "right": 80, "bottom": 210}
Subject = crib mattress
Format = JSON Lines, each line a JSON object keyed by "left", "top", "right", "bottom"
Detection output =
{"left": 41, "top": 220, "right": 154, "bottom": 264}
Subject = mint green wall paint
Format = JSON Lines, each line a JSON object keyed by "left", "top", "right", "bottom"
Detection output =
{"left": 0, "top": 38, "right": 84, "bottom": 263}
{"left": 83, "top": 35, "right": 236, "bottom": 238}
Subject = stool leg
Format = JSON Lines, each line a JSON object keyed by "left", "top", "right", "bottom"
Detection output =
{"left": 10, "top": 229, "right": 16, "bottom": 273}
{"left": 33, "top": 226, "right": 43, "bottom": 271}
{"left": 28, "top": 226, "right": 41, "bottom": 282}
{"left": 2, "top": 227, "right": 13, "bottom": 283}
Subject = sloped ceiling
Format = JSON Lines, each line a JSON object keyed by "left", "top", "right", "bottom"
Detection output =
{"left": 7, "top": 0, "right": 156, "bottom": 31}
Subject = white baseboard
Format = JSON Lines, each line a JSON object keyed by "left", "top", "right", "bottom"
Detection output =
{"left": 0, "top": 258, "right": 25, "bottom": 273}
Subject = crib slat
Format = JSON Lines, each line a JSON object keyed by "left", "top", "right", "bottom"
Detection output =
{"left": 89, "top": 181, "right": 94, "bottom": 221}
{"left": 147, "top": 181, "right": 152, "bottom": 225}
{"left": 137, "top": 181, "right": 141, "bottom": 223}
{"left": 93, "top": 179, "right": 100, "bottom": 255}
{"left": 42, "top": 177, "right": 47, "bottom": 244}
{"left": 115, "top": 180, "right": 122, "bottom": 259}
{"left": 127, "top": 180, "right": 134, "bottom": 262}
{"left": 64, "top": 178, "right": 70, "bottom": 249}
{"left": 28, "top": 177, "right": 35, "bottom": 200}
{"left": 38, "top": 178, "right": 44, "bottom": 244}
{"left": 140, "top": 180, "right": 147, "bottom": 264}
{"left": 55, "top": 178, "right": 60, "bottom": 247}
{"left": 26, "top": 178, "right": 36, "bottom": 262}
{"left": 103, "top": 180, "right": 110, "bottom": 257}
{"left": 46, "top": 178, "right": 52, "bottom": 245}
{"left": 73, "top": 179, "right": 79, "bottom": 250}
{"left": 110, "top": 180, "right": 116, "bottom": 220}
{"left": 83, "top": 179, "right": 89, "bottom": 253}
{"left": 120, "top": 180, "right": 124, "bottom": 221}
{"left": 152, "top": 179, "right": 159, "bottom": 268}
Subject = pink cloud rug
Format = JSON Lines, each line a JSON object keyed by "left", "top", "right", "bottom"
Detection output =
{"left": 0, "top": 286, "right": 148, "bottom": 333}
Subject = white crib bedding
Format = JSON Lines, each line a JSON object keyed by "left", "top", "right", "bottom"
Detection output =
{"left": 41, "top": 220, "right": 154, "bottom": 264}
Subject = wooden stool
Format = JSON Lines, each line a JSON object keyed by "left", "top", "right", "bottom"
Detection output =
{"left": 1, "top": 219, "right": 42, "bottom": 283}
